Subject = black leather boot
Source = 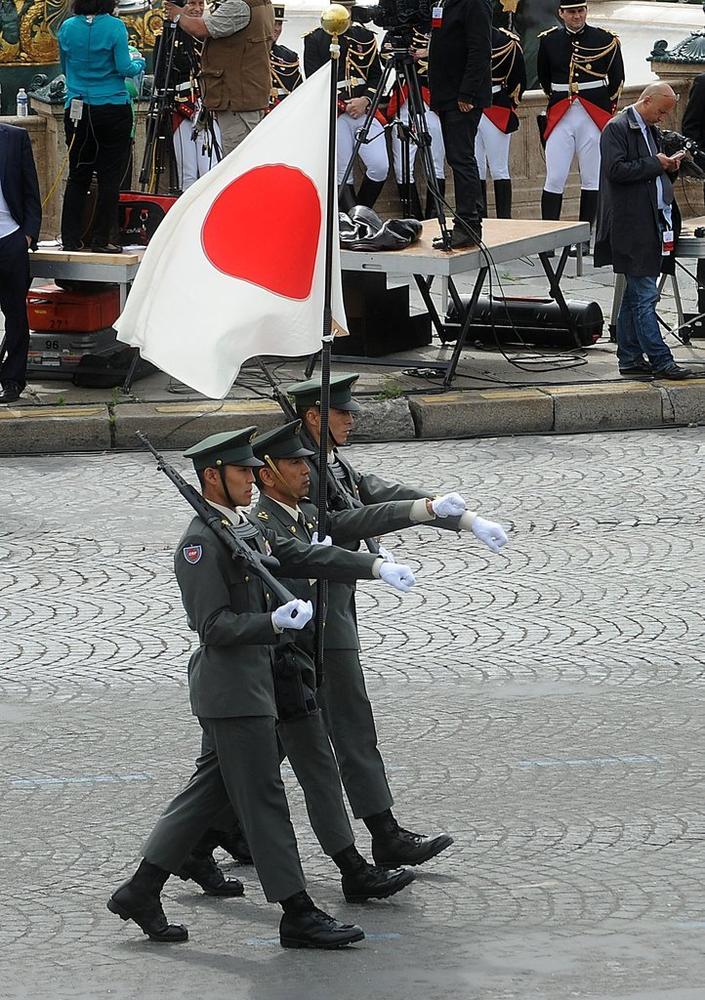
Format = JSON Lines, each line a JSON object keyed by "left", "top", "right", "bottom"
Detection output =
{"left": 396, "top": 181, "right": 423, "bottom": 219}
{"left": 332, "top": 843, "right": 415, "bottom": 903}
{"left": 357, "top": 174, "right": 386, "bottom": 208}
{"left": 424, "top": 178, "right": 445, "bottom": 219}
{"left": 541, "top": 189, "right": 563, "bottom": 221}
{"left": 338, "top": 183, "right": 357, "bottom": 214}
{"left": 107, "top": 860, "right": 188, "bottom": 942}
{"left": 179, "top": 853, "right": 245, "bottom": 897}
{"left": 494, "top": 179, "right": 512, "bottom": 219}
{"left": 569, "top": 188, "right": 597, "bottom": 255}
{"left": 433, "top": 219, "right": 482, "bottom": 250}
{"left": 279, "top": 891, "right": 364, "bottom": 949}
{"left": 365, "top": 810, "right": 454, "bottom": 867}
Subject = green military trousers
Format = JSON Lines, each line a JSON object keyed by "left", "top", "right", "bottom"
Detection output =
{"left": 317, "top": 648, "right": 394, "bottom": 819}
{"left": 143, "top": 715, "right": 305, "bottom": 903}
{"left": 207, "top": 710, "right": 355, "bottom": 857}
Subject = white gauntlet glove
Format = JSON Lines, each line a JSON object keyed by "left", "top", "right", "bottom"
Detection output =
{"left": 379, "top": 562, "right": 416, "bottom": 593}
{"left": 271, "top": 599, "right": 313, "bottom": 631}
{"left": 431, "top": 492, "right": 467, "bottom": 518}
{"left": 471, "top": 515, "right": 508, "bottom": 554}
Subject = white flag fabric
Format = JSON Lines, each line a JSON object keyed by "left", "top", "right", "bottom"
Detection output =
{"left": 115, "top": 62, "right": 346, "bottom": 399}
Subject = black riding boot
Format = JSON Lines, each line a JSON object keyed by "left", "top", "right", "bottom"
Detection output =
{"left": 494, "top": 178, "right": 512, "bottom": 219}
{"left": 396, "top": 181, "right": 423, "bottom": 219}
{"left": 357, "top": 174, "right": 386, "bottom": 208}
{"left": 541, "top": 189, "right": 563, "bottom": 220}
{"left": 338, "top": 183, "right": 357, "bottom": 214}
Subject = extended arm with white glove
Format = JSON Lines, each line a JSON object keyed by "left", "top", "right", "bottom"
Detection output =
{"left": 377, "top": 561, "right": 416, "bottom": 593}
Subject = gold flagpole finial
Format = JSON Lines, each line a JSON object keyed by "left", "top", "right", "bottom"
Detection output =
{"left": 321, "top": 3, "right": 351, "bottom": 40}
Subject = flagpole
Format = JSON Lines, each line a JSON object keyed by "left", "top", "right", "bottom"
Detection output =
{"left": 314, "top": 3, "right": 350, "bottom": 684}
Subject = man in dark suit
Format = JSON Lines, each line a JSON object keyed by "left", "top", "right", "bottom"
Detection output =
{"left": 428, "top": 0, "right": 492, "bottom": 249}
{"left": 0, "top": 123, "right": 41, "bottom": 404}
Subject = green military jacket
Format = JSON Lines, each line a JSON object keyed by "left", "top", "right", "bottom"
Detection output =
{"left": 174, "top": 510, "right": 379, "bottom": 718}
{"left": 306, "top": 449, "right": 462, "bottom": 650}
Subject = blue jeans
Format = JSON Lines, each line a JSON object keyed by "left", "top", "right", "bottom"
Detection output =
{"left": 616, "top": 274, "right": 674, "bottom": 370}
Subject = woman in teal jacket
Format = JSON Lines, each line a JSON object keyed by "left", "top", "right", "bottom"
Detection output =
{"left": 58, "top": 0, "right": 145, "bottom": 252}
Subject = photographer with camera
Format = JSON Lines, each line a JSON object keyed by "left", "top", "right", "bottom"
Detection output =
{"left": 304, "top": 0, "right": 389, "bottom": 211}
{"left": 164, "top": 0, "right": 274, "bottom": 157}
{"left": 428, "top": 0, "right": 492, "bottom": 249}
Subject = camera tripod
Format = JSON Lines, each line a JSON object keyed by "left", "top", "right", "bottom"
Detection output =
{"left": 139, "top": 19, "right": 220, "bottom": 194}
{"left": 339, "top": 42, "right": 452, "bottom": 249}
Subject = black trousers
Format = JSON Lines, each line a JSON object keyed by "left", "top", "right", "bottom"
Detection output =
{"left": 60, "top": 104, "right": 132, "bottom": 247}
{"left": 437, "top": 106, "right": 483, "bottom": 228}
{"left": 0, "top": 228, "right": 30, "bottom": 390}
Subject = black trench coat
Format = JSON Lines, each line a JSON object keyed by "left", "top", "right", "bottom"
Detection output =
{"left": 594, "top": 105, "right": 680, "bottom": 277}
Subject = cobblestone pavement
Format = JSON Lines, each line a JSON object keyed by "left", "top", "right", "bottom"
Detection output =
{"left": 3, "top": 431, "right": 705, "bottom": 1000}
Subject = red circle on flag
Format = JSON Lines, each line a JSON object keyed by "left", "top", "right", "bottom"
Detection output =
{"left": 201, "top": 165, "right": 322, "bottom": 300}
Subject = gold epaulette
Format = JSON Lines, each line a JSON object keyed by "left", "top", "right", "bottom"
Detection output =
{"left": 537, "top": 25, "right": 559, "bottom": 38}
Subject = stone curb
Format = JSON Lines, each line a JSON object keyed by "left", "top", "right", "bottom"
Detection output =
{"left": 4, "top": 381, "right": 705, "bottom": 455}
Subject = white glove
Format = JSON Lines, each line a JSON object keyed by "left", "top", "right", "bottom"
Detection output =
{"left": 272, "top": 599, "right": 313, "bottom": 631}
{"left": 471, "top": 515, "right": 508, "bottom": 554}
{"left": 311, "top": 531, "right": 332, "bottom": 546}
{"left": 431, "top": 492, "right": 467, "bottom": 518}
{"left": 378, "top": 544, "right": 396, "bottom": 563}
{"left": 379, "top": 562, "right": 416, "bottom": 593}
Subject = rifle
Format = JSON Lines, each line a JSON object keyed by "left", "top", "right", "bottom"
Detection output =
{"left": 137, "top": 431, "right": 297, "bottom": 606}
{"left": 256, "top": 359, "right": 380, "bottom": 555}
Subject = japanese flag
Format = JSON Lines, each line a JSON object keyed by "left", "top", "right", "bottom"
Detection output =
{"left": 115, "top": 62, "right": 347, "bottom": 399}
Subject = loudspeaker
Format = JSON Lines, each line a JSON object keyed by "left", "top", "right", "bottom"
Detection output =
{"left": 444, "top": 294, "right": 603, "bottom": 349}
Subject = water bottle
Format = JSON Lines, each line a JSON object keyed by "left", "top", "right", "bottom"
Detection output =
{"left": 16, "top": 88, "right": 28, "bottom": 117}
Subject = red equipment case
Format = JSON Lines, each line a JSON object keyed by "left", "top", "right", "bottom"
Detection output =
{"left": 27, "top": 284, "right": 121, "bottom": 333}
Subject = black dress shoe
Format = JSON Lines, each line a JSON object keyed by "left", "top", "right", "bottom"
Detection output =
{"left": 433, "top": 224, "right": 482, "bottom": 251}
{"left": 179, "top": 854, "right": 244, "bottom": 896}
{"left": 61, "top": 241, "right": 84, "bottom": 251}
{"left": 342, "top": 862, "right": 415, "bottom": 903}
{"left": 372, "top": 821, "right": 454, "bottom": 868}
{"left": 90, "top": 243, "right": 123, "bottom": 254}
{"left": 279, "top": 907, "right": 365, "bottom": 949}
{"left": 0, "top": 381, "right": 22, "bottom": 404}
{"left": 652, "top": 363, "right": 694, "bottom": 380}
{"left": 107, "top": 879, "right": 188, "bottom": 942}
{"left": 619, "top": 363, "right": 653, "bottom": 380}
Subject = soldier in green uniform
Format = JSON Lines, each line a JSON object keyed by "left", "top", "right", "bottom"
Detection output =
{"left": 108, "top": 427, "right": 420, "bottom": 950}
{"left": 282, "top": 373, "right": 509, "bottom": 869}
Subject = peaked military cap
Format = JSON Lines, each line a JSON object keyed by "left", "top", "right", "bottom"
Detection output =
{"left": 286, "top": 372, "right": 361, "bottom": 413}
{"left": 252, "top": 420, "right": 315, "bottom": 462}
{"left": 183, "top": 427, "right": 264, "bottom": 471}
{"left": 273, "top": 2, "right": 285, "bottom": 18}
{"left": 558, "top": 1, "right": 587, "bottom": 7}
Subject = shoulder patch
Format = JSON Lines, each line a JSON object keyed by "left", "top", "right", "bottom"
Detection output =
{"left": 182, "top": 544, "right": 203, "bottom": 565}
{"left": 256, "top": 511, "right": 269, "bottom": 520}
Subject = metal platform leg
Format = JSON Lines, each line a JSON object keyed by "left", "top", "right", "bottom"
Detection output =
{"left": 443, "top": 267, "right": 488, "bottom": 387}
{"left": 537, "top": 247, "right": 582, "bottom": 347}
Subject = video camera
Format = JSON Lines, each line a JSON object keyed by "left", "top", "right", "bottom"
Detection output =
{"left": 351, "top": 0, "right": 431, "bottom": 47}
{"left": 659, "top": 128, "right": 705, "bottom": 180}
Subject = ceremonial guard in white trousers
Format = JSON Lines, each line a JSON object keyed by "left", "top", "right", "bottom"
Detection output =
{"left": 475, "top": 25, "right": 526, "bottom": 218}
{"left": 537, "top": 0, "right": 623, "bottom": 250}
{"left": 304, "top": 4, "right": 389, "bottom": 210}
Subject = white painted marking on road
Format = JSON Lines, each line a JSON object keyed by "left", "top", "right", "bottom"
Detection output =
{"left": 9, "top": 773, "right": 154, "bottom": 787}
{"left": 517, "top": 754, "right": 661, "bottom": 769}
